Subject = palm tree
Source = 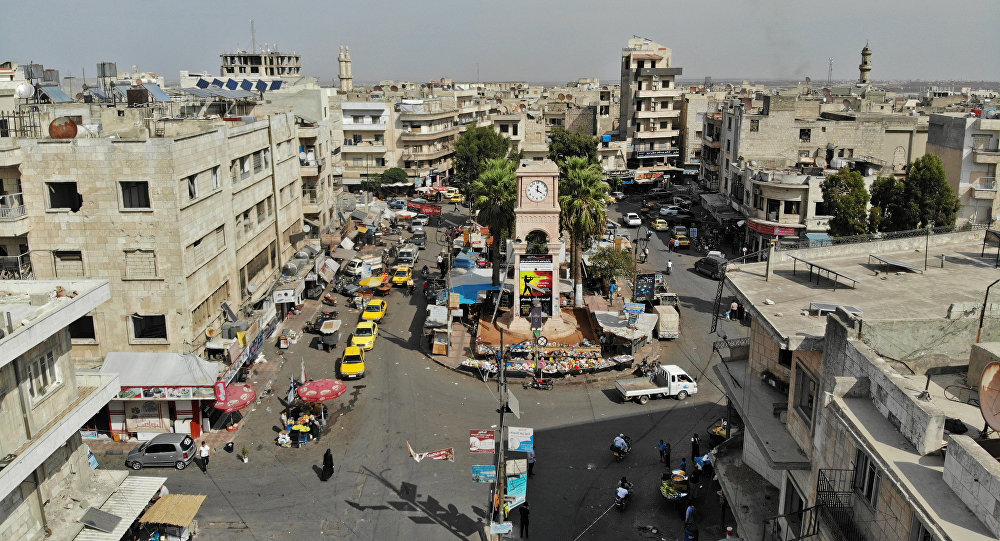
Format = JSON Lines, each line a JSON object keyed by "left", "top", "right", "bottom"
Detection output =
{"left": 559, "top": 157, "right": 610, "bottom": 307}
{"left": 469, "top": 158, "right": 517, "bottom": 286}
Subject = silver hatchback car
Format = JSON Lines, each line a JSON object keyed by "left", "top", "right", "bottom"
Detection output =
{"left": 126, "top": 433, "right": 196, "bottom": 470}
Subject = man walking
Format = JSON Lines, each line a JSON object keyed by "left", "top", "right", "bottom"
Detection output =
{"left": 691, "top": 433, "right": 701, "bottom": 460}
{"left": 198, "top": 441, "right": 211, "bottom": 474}
{"left": 527, "top": 450, "right": 536, "bottom": 477}
{"left": 658, "top": 440, "right": 670, "bottom": 465}
{"left": 519, "top": 503, "right": 530, "bottom": 538}
{"left": 406, "top": 277, "right": 414, "bottom": 296}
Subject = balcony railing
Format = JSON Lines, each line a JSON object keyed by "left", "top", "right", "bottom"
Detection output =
{"left": 0, "top": 193, "right": 26, "bottom": 220}
{"left": 302, "top": 188, "right": 320, "bottom": 204}
{"left": 974, "top": 176, "right": 997, "bottom": 190}
{"left": 0, "top": 252, "right": 33, "bottom": 280}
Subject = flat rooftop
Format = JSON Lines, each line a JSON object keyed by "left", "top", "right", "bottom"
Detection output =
{"left": 727, "top": 233, "right": 997, "bottom": 348}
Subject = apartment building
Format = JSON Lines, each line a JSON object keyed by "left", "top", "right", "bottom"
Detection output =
{"left": 0, "top": 279, "right": 127, "bottom": 541}
{"left": 619, "top": 37, "right": 684, "bottom": 174}
{"left": 0, "top": 100, "right": 302, "bottom": 367}
{"left": 340, "top": 101, "right": 393, "bottom": 188}
{"left": 679, "top": 91, "right": 726, "bottom": 179}
{"left": 397, "top": 98, "right": 460, "bottom": 185}
{"left": 220, "top": 49, "right": 301, "bottom": 79}
{"left": 713, "top": 230, "right": 999, "bottom": 541}
{"left": 927, "top": 113, "right": 1000, "bottom": 225}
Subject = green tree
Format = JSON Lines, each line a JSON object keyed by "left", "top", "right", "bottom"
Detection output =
{"left": 869, "top": 175, "right": 906, "bottom": 231}
{"left": 587, "top": 246, "right": 635, "bottom": 295}
{"left": 821, "top": 168, "right": 871, "bottom": 236}
{"left": 469, "top": 158, "right": 518, "bottom": 286}
{"left": 868, "top": 154, "right": 960, "bottom": 231}
{"left": 381, "top": 167, "right": 408, "bottom": 185}
{"left": 548, "top": 127, "right": 599, "bottom": 168}
{"left": 559, "top": 156, "right": 610, "bottom": 306}
{"left": 361, "top": 174, "right": 383, "bottom": 197}
{"left": 454, "top": 124, "right": 511, "bottom": 186}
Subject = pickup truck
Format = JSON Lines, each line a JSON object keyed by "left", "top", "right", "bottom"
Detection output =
{"left": 615, "top": 364, "right": 697, "bottom": 404}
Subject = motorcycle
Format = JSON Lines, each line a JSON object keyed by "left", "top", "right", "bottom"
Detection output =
{"left": 420, "top": 266, "right": 430, "bottom": 279}
{"left": 322, "top": 294, "right": 338, "bottom": 306}
{"left": 320, "top": 310, "right": 339, "bottom": 319}
{"left": 522, "top": 378, "right": 554, "bottom": 391}
{"left": 610, "top": 435, "right": 633, "bottom": 462}
{"left": 615, "top": 481, "right": 634, "bottom": 511}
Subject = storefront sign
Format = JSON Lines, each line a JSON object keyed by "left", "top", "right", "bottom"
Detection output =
{"left": 506, "top": 459, "right": 528, "bottom": 476}
{"left": 748, "top": 220, "right": 797, "bottom": 237}
{"left": 507, "top": 427, "right": 534, "bottom": 452}
{"left": 472, "top": 465, "right": 497, "bottom": 482}
{"left": 623, "top": 302, "right": 645, "bottom": 315}
{"left": 636, "top": 149, "right": 679, "bottom": 158}
{"left": 489, "top": 523, "right": 513, "bottom": 535}
{"left": 117, "top": 387, "right": 215, "bottom": 401}
{"left": 690, "top": 227, "right": 698, "bottom": 238}
{"left": 124, "top": 401, "right": 168, "bottom": 432}
{"left": 605, "top": 169, "right": 635, "bottom": 178}
{"left": 505, "top": 474, "right": 527, "bottom": 510}
{"left": 470, "top": 430, "right": 496, "bottom": 453}
{"left": 519, "top": 255, "right": 553, "bottom": 318}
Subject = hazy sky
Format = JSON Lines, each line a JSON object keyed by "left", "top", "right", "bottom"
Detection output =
{"left": 5, "top": 0, "right": 998, "bottom": 84}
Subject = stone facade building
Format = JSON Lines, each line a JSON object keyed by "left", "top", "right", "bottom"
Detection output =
{"left": 927, "top": 113, "right": 1000, "bottom": 225}
{"left": 619, "top": 37, "right": 683, "bottom": 173}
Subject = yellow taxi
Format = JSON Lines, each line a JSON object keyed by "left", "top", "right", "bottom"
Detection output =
{"left": 449, "top": 193, "right": 463, "bottom": 203}
{"left": 652, "top": 219, "right": 670, "bottom": 231}
{"left": 361, "top": 298, "right": 388, "bottom": 322}
{"left": 350, "top": 321, "right": 379, "bottom": 350}
{"left": 339, "top": 346, "right": 366, "bottom": 379}
{"left": 391, "top": 266, "right": 412, "bottom": 286}
{"left": 670, "top": 234, "right": 691, "bottom": 248}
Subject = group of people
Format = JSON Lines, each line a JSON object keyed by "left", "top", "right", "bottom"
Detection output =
{"left": 636, "top": 359, "right": 662, "bottom": 379}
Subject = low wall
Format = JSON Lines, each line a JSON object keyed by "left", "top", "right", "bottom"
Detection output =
{"left": 860, "top": 316, "right": 1000, "bottom": 364}
{"left": 772, "top": 229, "right": 986, "bottom": 264}
{"left": 943, "top": 435, "right": 1000, "bottom": 537}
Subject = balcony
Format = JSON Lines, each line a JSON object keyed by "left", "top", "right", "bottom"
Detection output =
{"left": 299, "top": 158, "right": 322, "bottom": 177}
{"left": 0, "top": 192, "right": 26, "bottom": 221}
{"left": 635, "top": 87, "right": 683, "bottom": 99}
{"left": 632, "top": 129, "right": 679, "bottom": 139}
{"left": 400, "top": 127, "right": 460, "bottom": 141}
{"left": 636, "top": 67, "right": 683, "bottom": 78}
{"left": 635, "top": 108, "right": 680, "bottom": 119}
{"left": 404, "top": 146, "right": 454, "bottom": 160}
{"left": 342, "top": 142, "right": 387, "bottom": 154}
{"left": 343, "top": 122, "right": 387, "bottom": 132}
{"left": 972, "top": 177, "right": 997, "bottom": 199}
{"left": 302, "top": 188, "right": 320, "bottom": 213}
{"left": 0, "top": 252, "right": 33, "bottom": 280}
{"left": 973, "top": 144, "right": 1000, "bottom": 164}
{"left": 297, "top": 125, "right": 319, "bottom": 139}
{"left": 703, "top": 136, "right": 721, "bottom": 148}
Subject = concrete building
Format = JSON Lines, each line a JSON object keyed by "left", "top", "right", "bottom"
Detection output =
{"left": 397, "top": 98, "right": 460, "bottom": 186}
{"left": 713, "top": 230, "right": 1000, "bottom": 541}
{"left": 0, "top": 279, "right": 127, "bottom": 541}
{"left": 927, "top": 113, "right": 1000, "bottom": 225}
{"left": 680, "top": 91, "right": 726, "bottom": 180}
{"left": 0, "top": 99, "right": 303, "bottom": 367}
{"left": 619, "top": 37, "right": 683, "bottom": 174}
{"left": 220, "top": 49, "right": 301, "bottom": 79}
{"left": 340, "top": 101, "right": 393, "bottom": 188}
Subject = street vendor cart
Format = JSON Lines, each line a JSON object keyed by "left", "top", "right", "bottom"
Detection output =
{"left": 319, "top": 320, "right": 342, "bottom": 352}
{"left": 138, "top": 494, "right": 206, "bottom": 541}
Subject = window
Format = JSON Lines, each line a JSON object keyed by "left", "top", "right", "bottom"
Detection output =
{"left": 728, "top": 118, "right": 732, "bottom": 130}
{"left": 263, "top": 148, "right": 271, "bottom": 168}
{"left": 910, "top": 521, "right": 932, "bottom": 541}
{"left": 794, "top": 364, "right": 817, "bottom": 423}
{"left": 240, "top": 156, "right": 250, "bottom": 179}
{"left": 124, "top": 249, "right": 157, "bottom": 278}
{"left": 211, "top": 167, "right": 220, "bottom": 190}
{"left": 778, "top": 349, "right": 792, "bottom": 368}
{"left": 784, "top": 201, "right": 801, "bottom": 215}
{"left": 253, "top": 151, "right": 263, "bottom": 172}
{"left": 46, "top": 182, "right": 82, "bottom": 212}
{"left": 53, "top": 250, "right": 84, "bottom": 277}
{"left": 499, "top": 124, "right": 509, "bottom": 134}
{"left": 69, "top": 315, "right": 96, "bottom": 340}
{"left": 637, "top": 60, "right": 645, "bottom": 69}
{"left": 26, "top": 350, "right": 60, "bottom": 399}
{"left": 750, "top": 119, "right": 760, "bottom": 132}
{"left": 374, "top": 134, "right": 383, "bottom": 143}
{"left": 187, "top": 175, "right": 198, "bottom": 200}
{"left": 512, "top": 124, "right": 518, "bottom": 136}
{"left": 120, "top": 181, "right": 150, "bottom": 209}
{"left": 131, "top": 314, "right": 167, "bottom": 340}
{"left": 230, "top": 160, "right": 239, "bottom": 183}
{"left": 192, "top": 281, "right": 229, "bottom": 327}
{"left": 799, "top": 129, "right": 811, "bottom": 143}
{"left": 853, "top": 449, "right": 881, "bottom": 507}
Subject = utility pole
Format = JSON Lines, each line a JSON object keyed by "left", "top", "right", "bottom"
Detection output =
{"left": 489, "top": 329, "right": 508, "bottom": 522}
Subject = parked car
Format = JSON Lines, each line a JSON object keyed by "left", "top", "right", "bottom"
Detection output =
{"left": 668, "top": 212, "right": 696, "bottom": 225}
{"left": 126, "top": 433, "right": 196, "bottom": 471}
{"left": 673, "top": 196, "right": 692, "bottom": 208}
{"left": 623, "top": 213, "right": 642, "bottom": 227}
{"left": 410, "top": 230, "right": 427, "bottom": 249}
{"left": 611, "top": 191, "right": 626, "bottom": 202}
{"left": 659, "top": 205, "right": 682, "bottom": 216}
{"left": 409, "top": 223, "right": 425, "bottom": 234}
{"left": 388, "top": 199, "right": 407, "bottom": 210}
{"left": 412, "top": 214, "right": 430, "bottom": 226}
{"left": 694, "top": 255, "right": 727, "bottom": 279}
{"left": 652, "top": 219, "right": 670, "bottom": 231}
{"left": 340, "top": 346, "right": 367, "bottom": 379}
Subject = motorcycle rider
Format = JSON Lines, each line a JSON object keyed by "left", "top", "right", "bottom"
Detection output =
{"left": 616, "top": 477, "right": 633, "bottom": 501}
{"left": 613, "top": 434, "right": 630, "bottom": 453}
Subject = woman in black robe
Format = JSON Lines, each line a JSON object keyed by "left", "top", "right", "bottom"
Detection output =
{"left": 321, "top": 448, "right": 334, "bottom": 481}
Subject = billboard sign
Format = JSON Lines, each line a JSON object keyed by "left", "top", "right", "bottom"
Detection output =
{"left": 519, "top": 255, "right": 553, "bottom": 317}
{"left": 507, "top": 427, "right": 534, "bottom": 452}
{"left": 470, "top": 430, "right": 496, "bottom": 454}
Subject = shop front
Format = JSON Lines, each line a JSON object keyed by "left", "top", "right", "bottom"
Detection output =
{"left": 744, "top": 219, "right": 803, "bottom": 253}
{"left": 273, "top": 279, "right": 305, "bottom": 319}
{"left": 101, "top": 352, "right": 222, "bottom": 441}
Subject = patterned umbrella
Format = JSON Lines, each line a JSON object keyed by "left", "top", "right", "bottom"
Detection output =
{"left": 296, "top": 379, "right": 348, "bottom": 403}
{"left": 213, "top": 383, "right": 257, "bottom": 413}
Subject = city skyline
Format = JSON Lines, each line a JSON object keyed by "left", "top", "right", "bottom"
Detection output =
{"left": 5, "top": 0, "right": 998, "bottom": 85}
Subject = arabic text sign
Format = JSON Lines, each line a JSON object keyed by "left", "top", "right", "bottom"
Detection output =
{"left": 506, "top": 474, "right": 527, "bottom": 510}
{"left": 472, "top": 465, "right": 497, "bottom": 483}
{"left": 507, "top": 427, "right": 534, "bottom": 452}
{"left": 469, "top": 430, "right": 496, "bottom": 454}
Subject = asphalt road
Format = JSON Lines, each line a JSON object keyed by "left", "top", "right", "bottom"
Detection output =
{"left": 122, "top": 198, "right": 746, "bottom": 541}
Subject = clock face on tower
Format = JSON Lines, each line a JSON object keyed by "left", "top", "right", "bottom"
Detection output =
{"left": 526, "top": 180, "right": 548, "bottom": 202}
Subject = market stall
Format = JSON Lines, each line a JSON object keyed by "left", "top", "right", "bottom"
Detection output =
{"left": 101, "top": 353, "right": 222, "bottom": 440}
{"left": 138, "top": 494, "right": 205, "bottom": 541}
{"left": 464, "top": 341, "right": 632, "bottom": 377}
{"left": 592, "top": 310, "right": 658, "bottom": 355}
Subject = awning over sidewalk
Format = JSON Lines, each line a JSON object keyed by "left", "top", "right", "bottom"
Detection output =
{"left": 101, "top": 353, "right": 221, "bottom": 387}
{"left": 450, "top": 268, "right": 500, "bottom": 305}
{"left": 592, "top": 310, "right": 657, "bottom": 341}
{"left": 75, "top": 476, "right": 167, "bottom": 541}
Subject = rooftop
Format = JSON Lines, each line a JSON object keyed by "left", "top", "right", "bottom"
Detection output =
{"left": 727, "top": 231, "right": 996, "bottom": 348}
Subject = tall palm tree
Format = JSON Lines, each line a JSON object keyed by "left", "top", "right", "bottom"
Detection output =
{"left": 469, "top": 158, "right": 517, "bottom": 286}
{"left": 559, "top": 156, "right": 610, "bottom": 307}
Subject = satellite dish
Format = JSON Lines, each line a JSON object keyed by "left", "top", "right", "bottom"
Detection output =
{"left": 390, "top": 85, "right": 398, "bottom": 91}
{"left": 302, "top": 224, "right": 311, "bottom": 233}
{"left": 979, "top": 362, "right": 1000, "bottom": 433}
{"left": 14, "top": 83, "right": 34, "bottom": 99}
{"left": 49, "top": 117, "right": 78, "bottom": 139}
{"left": 565, "top": 93, "right": 573, "bottom": 100}
{"left": 557, "top": 93, "right": 565, "bottom": 100}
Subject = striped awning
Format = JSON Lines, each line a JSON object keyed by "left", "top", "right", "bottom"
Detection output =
{"left": 75, "top": 475, "right": 167, "bottom": 541}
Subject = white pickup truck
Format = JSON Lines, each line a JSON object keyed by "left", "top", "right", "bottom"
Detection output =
{"left": 615, "top": 364, "right": 697, "bottom": 404}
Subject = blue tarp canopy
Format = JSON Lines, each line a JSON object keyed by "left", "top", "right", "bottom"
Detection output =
{"left": 449, "top": 268, "right": 500, "bottom": 305}
{"left": 453, "top": 253, "right": 476, "bottom": 269}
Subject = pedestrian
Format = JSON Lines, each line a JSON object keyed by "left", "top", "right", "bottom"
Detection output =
{"left": 311, "top": 418, "right": 322, "bottom": 442}
{"left": 729, "top": 301, "right": 738, "bottom": 321}
{"left": 279, "top": 411, "right": 288, "bottom": 428}
{"left": 198, "top": 441, "right": 211, "bottom": 474}
{"left": 519, "top": 503, "right": 530, "bottom": 538}
{"left": 657, "top": 440, "right": 669, "bottom": 464}
{"left": 673, "top": 238, "right": 680, "bottom": 250}
{"left": 527, "top": 449, "right": 536, "bottom": 477}
{"left": 599, "top": 334, "right": 607, "bottom": 354}
{"left": 685, "top": 503, "right": 697, "bottom": 525}
{"left": 664, "top": 441, "right": 671, "bottom": 467}
{"left": 679, "top": 457, "right": 688, "bottom": 474}
{"left": 321, "top": 448, "right": 334, "bottom": 481}
{"left": 406, "top": 277, "right": 414, "bottom": 296}
{"left": 691, "top": 433, "right": 701, "bottom": 460}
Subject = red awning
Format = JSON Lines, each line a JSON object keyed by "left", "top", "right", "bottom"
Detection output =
{"left": 213, "top": 383, "right": 256, "bottom": 413}
{"left": 297, "top": 379, "right": 348, "bottom": 402}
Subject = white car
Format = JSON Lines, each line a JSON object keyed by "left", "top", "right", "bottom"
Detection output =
{"left": 611, "top": 191, "right": 626, "bottom": 201}
{"left": 623, "top": 213, "right": 642, "bottom": 227}
{"left": 673, "top": 196, "right": 692, "bottom": 208}
{"left": 659, "top": 205, "right": 682, "bottom": 216}
{"left": 411, "top": 214, "right": 429, "bottom": 226}
{"left": 409, "top": 223, "right": 425, "bottom": 234}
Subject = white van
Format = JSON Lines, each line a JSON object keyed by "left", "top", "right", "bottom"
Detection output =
{"left": 343, "top": 256, "right": 384, "bottom": 277}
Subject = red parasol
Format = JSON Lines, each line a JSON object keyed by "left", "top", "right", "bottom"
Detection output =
{"left": 296, "top": 379, "right": 348, "bottom": 403}
{"left": 213, "top": 383, "right": 257, "bottom": 413}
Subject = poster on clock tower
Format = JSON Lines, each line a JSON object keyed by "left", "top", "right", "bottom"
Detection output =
{"left": 519, "top": 254, "right": 553, "bottom": 317}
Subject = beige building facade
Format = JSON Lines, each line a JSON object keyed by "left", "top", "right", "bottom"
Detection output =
{"left": 927, "top": 114, "right": 1000, "bottom": 225}
{"left": 619, "top": 38, "right": 683, "bottom": 173}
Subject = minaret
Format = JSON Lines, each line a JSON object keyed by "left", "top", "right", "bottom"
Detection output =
{"left": 859, "top": 42, "right": 872, "bottom": 84}
{"left": 338, "top": 45, "right": 353, "bottom": 92}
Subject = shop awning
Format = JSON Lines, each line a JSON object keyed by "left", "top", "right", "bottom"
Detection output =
{"left": 593, "top": 310, "right": 657, "bottom": 341}
{"left": 449, "top": 268, "right": 500, "bottom": 305}
{"left": 318, "top": 258, "right": 339, "bottom": 282}
{"left": 74, "top": 476, "right": 167, "bottom": 541}
{"left": 100, "top": 352, "right": 222, "bottom": 387}
{"left": 139, "top": 494, "right": 206, "bottom": 528}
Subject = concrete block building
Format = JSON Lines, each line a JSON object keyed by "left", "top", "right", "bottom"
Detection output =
{"left": 927, "top": 113, "right": 1000, "bottom": 225}
{"left": 0, "top": 279, "right": 125, "bottom": 541}
{"left": 713, "top": 230, "right": 1000, "bottom": 541}
{"left": 619, "top": 37, "right": 683, "bottom": 174}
